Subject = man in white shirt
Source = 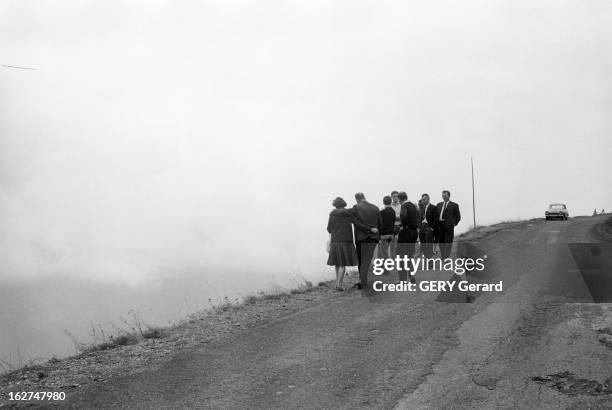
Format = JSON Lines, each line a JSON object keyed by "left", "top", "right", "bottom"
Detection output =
{"left": 418, "top": 193, "right": 438, "bottom": 258}
{"left": 436, "top": 190, "right": 461, "bottom": 259}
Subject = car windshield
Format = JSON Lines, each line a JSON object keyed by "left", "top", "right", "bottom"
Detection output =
{"left": 549, "top": 204, "right": 566, "bottom": 210}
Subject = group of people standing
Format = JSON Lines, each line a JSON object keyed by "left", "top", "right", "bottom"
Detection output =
{"left": 326, "top": 190, "right": 461, "bottom": 291}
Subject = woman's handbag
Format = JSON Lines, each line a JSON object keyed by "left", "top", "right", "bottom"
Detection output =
{"left": 326, "top": 234, "right": 331, "bottom": 253}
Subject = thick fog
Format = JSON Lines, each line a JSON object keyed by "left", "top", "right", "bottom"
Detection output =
{"left": 1, "top": 0, "right": 611, "bottom": 361}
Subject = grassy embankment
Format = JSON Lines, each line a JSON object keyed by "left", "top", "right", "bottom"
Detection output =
{"left": 0, "top": 278, "right": 323, "bottom": 377}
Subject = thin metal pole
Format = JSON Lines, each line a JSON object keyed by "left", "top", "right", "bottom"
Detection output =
{"left": 471, "top": 157, "right": 476, "bottom": 229}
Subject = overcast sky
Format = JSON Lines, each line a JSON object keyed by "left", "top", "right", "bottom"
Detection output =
{"left": 1, "top": 0, "right": 611, "bottom": 285}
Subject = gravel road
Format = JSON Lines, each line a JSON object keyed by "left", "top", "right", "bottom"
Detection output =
{"left": 62, "top": 216, "right": 612, "bottom": 409}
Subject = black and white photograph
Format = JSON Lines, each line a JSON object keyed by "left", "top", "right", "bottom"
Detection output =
{"left": 1, "top": 1, "right": 611, "bottom": 408}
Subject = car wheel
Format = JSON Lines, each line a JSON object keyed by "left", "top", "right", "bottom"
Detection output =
{"left": 545, "top": 217, "right": 549, "bottom": 220}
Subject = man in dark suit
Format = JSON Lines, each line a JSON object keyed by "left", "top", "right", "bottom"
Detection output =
{"left": 397, "top": 191, "right": 418, "bottom": 283}
{"left": 436, "top": 190, "right": 461, "bottom": 259}
{"left": 351, "top": 192, "right": 381, "bottom": 289}
{"left": 418, "top": 193, "right": 438, "bottom": 258}
{"left": 378, "top": 196, "right": 396, "bottom": 261}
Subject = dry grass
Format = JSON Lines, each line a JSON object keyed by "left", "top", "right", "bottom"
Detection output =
{"left": 87, "top": 333, "right": 139, "bottom": 352}
{"left": 0, "top": 359, "right": 14, "bottom": 374}
{"left": 142, "top": 327, "right": 164, "bottom": 339}
{"left": 59, "top": 310, "right": 168, "bottom": 356}
{"left": 592, "top": 215, "right": 612, "bottom": 242}
{"left": 239, "top": 279, "right": 316, "bottom": 303}
{"left": 79, "top": 331, "right": 139, "bottom": 354}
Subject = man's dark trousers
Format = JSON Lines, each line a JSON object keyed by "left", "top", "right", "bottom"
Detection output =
{"left": 419, "top": 224, "right": 435, "bottom": 258}
{"left": 437, "top": 221, "right": 454, "bottom": 259}
{"left": 356, "top": 238, "right": 379, "bottom": 287}
{"left": 397, "top": 227, "right": 418, "bottom": 282}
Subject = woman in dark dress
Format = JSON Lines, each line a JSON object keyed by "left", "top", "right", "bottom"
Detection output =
{"left": 327, "top": 197, "right": 358, "bottom": 291}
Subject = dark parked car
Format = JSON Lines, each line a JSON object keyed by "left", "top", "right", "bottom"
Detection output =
{"left": 545, "top": 204, "right": 569, "bottom": 220}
